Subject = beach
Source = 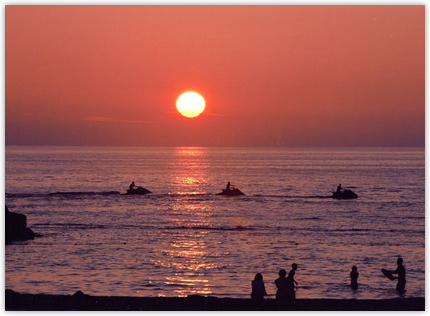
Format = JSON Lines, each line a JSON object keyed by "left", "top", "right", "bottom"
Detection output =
{"left": 5, "top": 289, "right": 424, "bottom": 311}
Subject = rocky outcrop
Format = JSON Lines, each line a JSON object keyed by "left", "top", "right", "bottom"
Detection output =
{"left": 5, "top": 206, "right": 36, "bottom": 244}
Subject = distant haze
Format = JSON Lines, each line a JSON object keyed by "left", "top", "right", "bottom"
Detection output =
{"left": 5, "top": 5, "right": 424, "bottom": 147}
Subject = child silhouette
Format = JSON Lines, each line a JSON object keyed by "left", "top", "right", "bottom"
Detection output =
{"left": 350, "top": 266, "right": 359, "bottom": 290}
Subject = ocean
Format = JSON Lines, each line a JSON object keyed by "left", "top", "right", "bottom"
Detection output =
{"left": 5, "top": 146, "right": 425, "bottom": 300}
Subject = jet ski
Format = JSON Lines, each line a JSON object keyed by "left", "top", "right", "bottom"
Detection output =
{"left": 331, "top": 189, "right": 357, "bottom": 200}
{"left": 216, "top": 188, "right": 245, "bottom": 196}
{"left": 126, "top": 186, "right": 151, "bottom": 195}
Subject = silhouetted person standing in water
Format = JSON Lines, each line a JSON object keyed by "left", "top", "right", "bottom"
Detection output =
{"left": 391, "top": 257, "right": 406, "bottom": 294}
{"left": 350, "top": 266, "right": 359, "bottom": 290}
{"left": 251, "top": 273, "right": 267, "bottom": 310}
{"left": 286, "top": 263, "right": 298, "bottom": 302}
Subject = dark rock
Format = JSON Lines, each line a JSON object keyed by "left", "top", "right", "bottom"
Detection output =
{"left": 73, "top": 290, "right": 85, "bottom": 298}
{"left": 5, "top": 205, "right": 36, "bottom": 244}
{"left": 72, "top": 290, "right": 87, "bottom": 310}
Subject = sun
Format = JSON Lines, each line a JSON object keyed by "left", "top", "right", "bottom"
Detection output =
{"left": 176, "top": 92, "right": 205, "bottom": 118}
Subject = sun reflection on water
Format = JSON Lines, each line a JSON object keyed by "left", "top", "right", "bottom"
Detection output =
{"left": 170, "top": 148, "right": 209, "bottom": 195}
{"left": 168, "top": 275, "right": 212, "bottom": 297}
{"left": 158, "top": 147, "right": 218, "bottom": 296}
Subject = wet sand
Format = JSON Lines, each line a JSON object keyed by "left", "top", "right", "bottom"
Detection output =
{"left": 5, "top": 289, "right": 424, "bottom": 311}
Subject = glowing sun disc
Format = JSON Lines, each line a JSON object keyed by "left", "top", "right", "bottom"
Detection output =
{"left": 176, "top": 92, "right": 205, "bottom": 118}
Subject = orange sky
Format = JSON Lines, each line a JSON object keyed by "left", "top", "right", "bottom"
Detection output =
{"left": 5, "top": 5, "right": 425, "bottom": 147}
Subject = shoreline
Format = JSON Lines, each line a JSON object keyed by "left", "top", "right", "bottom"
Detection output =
{"left": 5, "top": 289, "right": 425, "bottom": 311}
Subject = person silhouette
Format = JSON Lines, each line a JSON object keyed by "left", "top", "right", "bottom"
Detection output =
{"left": 251, "top": 273, "right": 267, "bottom": 310}
{"left": 129, "top": 181, "right": 136, "bottom": 191}
{"left": 286, "top": 263, "right": 298, "bottom": 302}
{"left": 226, "top": 181, "right": 231, "bottom": 191}
{"left": 337, "top": 183, "right": 342, "bottom": 193}
{"left": 391, "top": 257, "right": 406, "bottom": 294}
{"left": 275, "top": 269, "right": 288, "bottom": 308}
{"left": 350, "top": 266, "right": 359, "bottom": 290}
